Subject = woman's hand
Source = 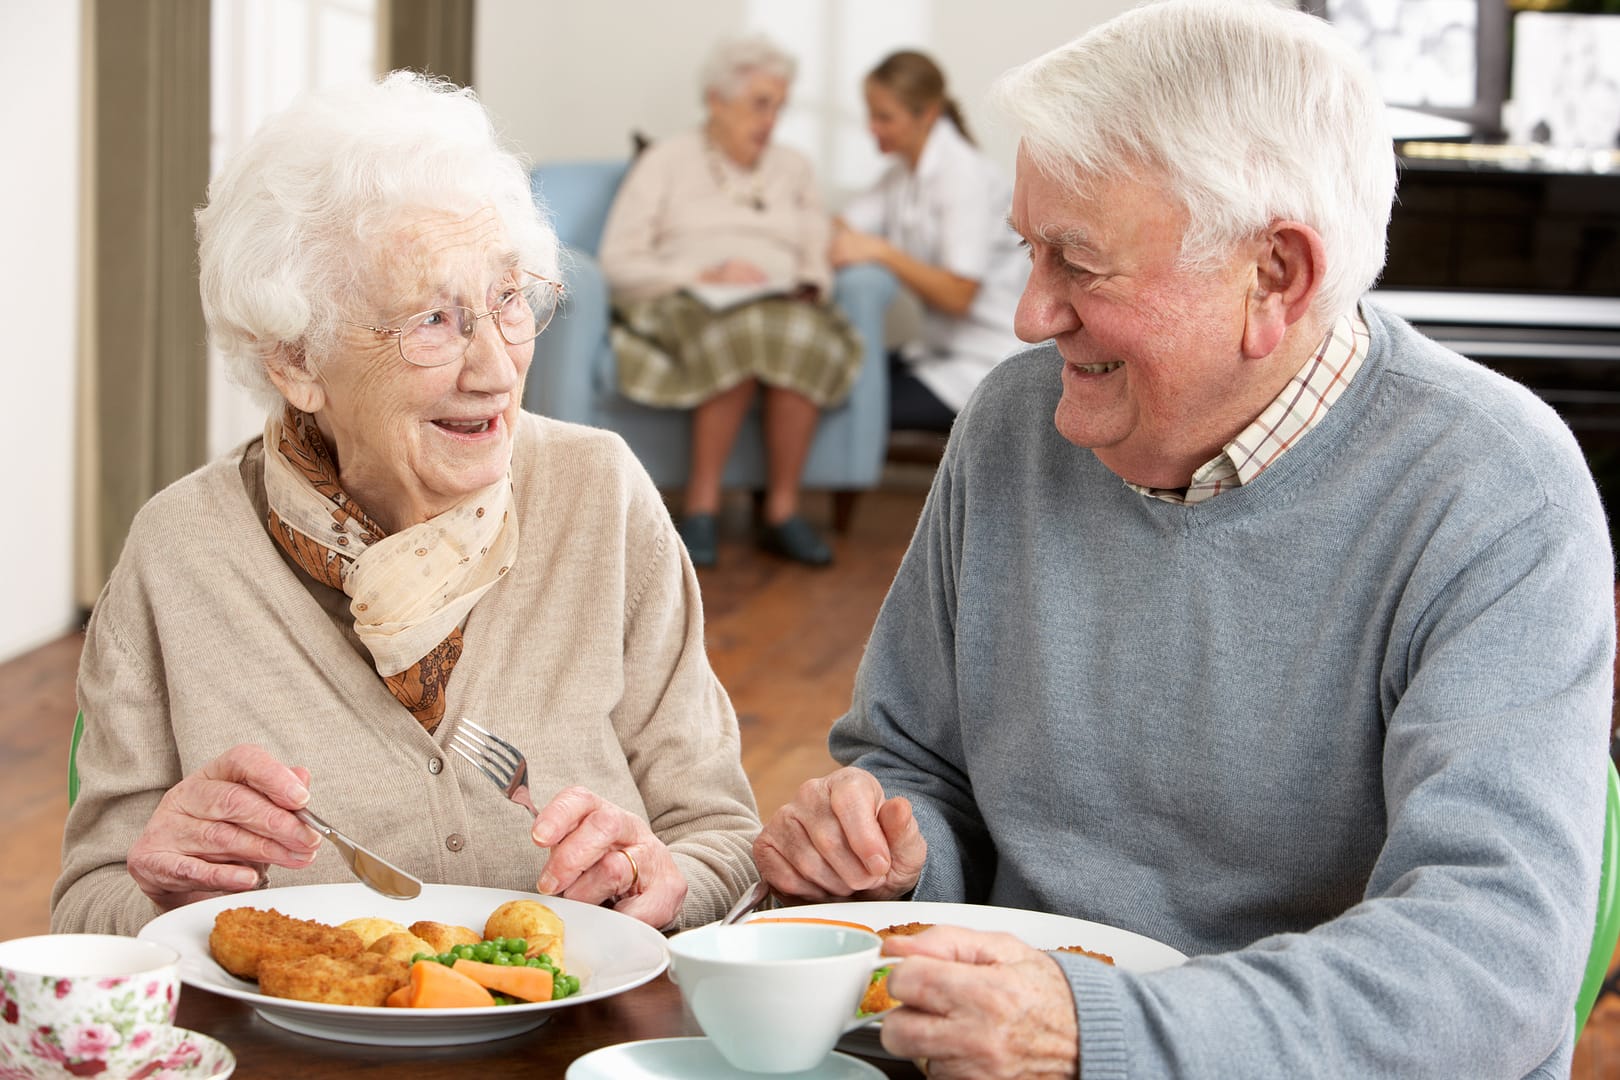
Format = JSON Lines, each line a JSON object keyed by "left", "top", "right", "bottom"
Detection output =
{"left": 699, "top": 258, "right": 770, "bottom": 285}
{"left": 532, "top": 785, "right": 687, "bottom": 929}
{"left": 879, "top": 926, "right": 1080, "bottom": 1079}
{"left": 127, "top": 745, "right": 321, "bottom": 911}
{"left": 829, "top": 221, "right": 889, "bottom": 268}
{"left": 752, "top": 766, "right": 926, "bottom": 901}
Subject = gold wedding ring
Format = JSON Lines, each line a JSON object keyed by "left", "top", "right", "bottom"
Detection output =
{"left": 620, "top": 848, "right": 640, "bottom": 894}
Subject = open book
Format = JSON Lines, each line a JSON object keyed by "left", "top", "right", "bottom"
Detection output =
{"left": 683, "top": 281, "right": 795, "bottom": 313}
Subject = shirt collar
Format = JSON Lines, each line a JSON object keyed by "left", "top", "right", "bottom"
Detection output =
{"left": 1127, "top": 309, "right": 1370, "bottom": 505}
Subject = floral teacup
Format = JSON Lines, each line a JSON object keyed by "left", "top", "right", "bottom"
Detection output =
{"left": 0, "top": 933, "right": 180, "bottom": 1079}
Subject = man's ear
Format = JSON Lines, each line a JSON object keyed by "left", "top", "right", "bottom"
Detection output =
{"left": 1241, "top": 221, "right": 1325, "bottom": 359}
{"left": 263, "top": 344, "right": 325, "bottom": 414}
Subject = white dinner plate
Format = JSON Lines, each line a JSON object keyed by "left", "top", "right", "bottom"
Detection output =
{"left": 567, "top": 1037, "right": 884, "bottom": 1079}
{"left": 138, "top": 883, "right": 668, "bottom": 1046}
{"left": 745, "top": 900, "right": 1187, "bottom": 1060}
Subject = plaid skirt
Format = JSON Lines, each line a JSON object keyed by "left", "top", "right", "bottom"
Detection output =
{"left": 611, "top": 292, "right": 864, "bottom": 409}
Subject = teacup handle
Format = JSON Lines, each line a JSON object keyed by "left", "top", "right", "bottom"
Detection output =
{"left": 842, "top": 956, "right": 905, "bottom": 1033}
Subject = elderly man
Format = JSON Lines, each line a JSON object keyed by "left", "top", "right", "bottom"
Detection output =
{"left": 753, "top": 2, "right": 1615, "bottom": 1077}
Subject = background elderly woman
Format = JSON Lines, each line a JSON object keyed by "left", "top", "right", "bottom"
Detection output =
{"left": 598, "top": 36, "right": 861, "bottom": 568}
{"left": 51, "top": 72, "right": 760, "bottom": 935}
{"left": 834, "top": 50, "right": 1028, "bottom": 433}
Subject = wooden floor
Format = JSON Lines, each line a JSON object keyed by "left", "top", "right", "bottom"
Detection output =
{"left": 2, "top": 467, "right": 1616, "bottom": 1075}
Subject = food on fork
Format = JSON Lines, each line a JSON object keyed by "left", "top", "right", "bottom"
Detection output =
{"left": 208, "top": 907, "right": 363, "bottom": 980}
{"left": 409, "top": 920, "right": 482, "bottom": 953}
{"left": 338, "top": 917, "right": 410, "bottom": 948}
{"left": 484, "top": 899, "right": 566, "bottom": 964}
{"left": 258, "top": 951, "right": 410, "bottom": 1006}
{"left": 368, "top": 930, "right": 438, "bottom": 964}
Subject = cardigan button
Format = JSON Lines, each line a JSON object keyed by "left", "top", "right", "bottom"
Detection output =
{"left": 427, "top": 756, "right": 443, "bottom": 775}
{"left": 445, "top": 833, "right": 465, "bottom": 852}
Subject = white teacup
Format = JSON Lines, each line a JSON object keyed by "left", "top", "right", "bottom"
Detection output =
{"left": 0, "top": 934, "right": 181, "bottom": 1079}
{"left": 667, "top": 922, "right": 893, "bottom": 1074}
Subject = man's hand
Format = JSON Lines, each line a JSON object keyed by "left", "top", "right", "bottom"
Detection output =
{"left": 880, "top": 926, "right": 1080, "bottom": 1080}
{"left": 752, "top": 766, "right": 926, "bottom": 900}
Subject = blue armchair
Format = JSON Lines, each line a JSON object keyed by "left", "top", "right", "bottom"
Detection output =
{"left": 524, "top": 161, "right": 898, "bottom": 530}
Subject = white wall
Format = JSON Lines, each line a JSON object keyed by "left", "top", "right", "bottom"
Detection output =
{"left": 0, "top": 2, "right": 81, "bottom": 661}
{"left": 473, "top": 0, "right": 1136, "bottom": 205}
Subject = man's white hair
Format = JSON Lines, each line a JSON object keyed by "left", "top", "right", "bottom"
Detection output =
{"left": 992, "top": 0, "right": 1395, "bottom": 321}
{"left": 699, "top": 34, "right": 797, "bottom": 101}
{"left": 196, "top": 70, "right": 558, "bottom": 410}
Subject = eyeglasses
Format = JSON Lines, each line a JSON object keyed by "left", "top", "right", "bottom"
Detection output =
{"left": 348, "top": 269, "right": 565, "bottom": 368}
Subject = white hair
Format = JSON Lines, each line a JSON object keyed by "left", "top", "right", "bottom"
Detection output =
{"left": 196, "top": 70, "right": 558, "bottom": 410}
{"left": 992, "top": 0, "right": 1395, "bottom": 321}
{"left": 699, "top": 35, "right": 797, "bottom": 101}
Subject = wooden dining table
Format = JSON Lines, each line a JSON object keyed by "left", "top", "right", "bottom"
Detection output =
{"left": 176, "top": 973, "right": 924, "bottom": 1078}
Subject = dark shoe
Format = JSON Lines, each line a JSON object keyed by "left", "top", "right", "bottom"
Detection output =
{"left": 678, "top": 514, "right": 718, "bottom": 568}
{"left": 757, "top": 515, "right": 833, "bottom": 567}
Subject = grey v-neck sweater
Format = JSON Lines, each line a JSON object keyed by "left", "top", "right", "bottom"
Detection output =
{"left": 832, "top": 303, "right": 1614, "bottom": 1078}
{"left": 54, "top": 413, "right": 760, "bottom": 935}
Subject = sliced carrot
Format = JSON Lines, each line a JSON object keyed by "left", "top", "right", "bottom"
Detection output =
{"left": 452, "top": 958, "right": 554, "bottom": 1003}
{"left": 384, "top": 983, "right": 413, "bottom": 1008}
{"left": 404, "top": 959, "right": 496, "bottom": 1008}
{"left": 747, "top": 917, "right": 875, "bottom": 933}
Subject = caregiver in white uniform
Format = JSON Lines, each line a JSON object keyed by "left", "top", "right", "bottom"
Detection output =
{"left": 832, "top": 50, "right": 1029, "bottom": 432}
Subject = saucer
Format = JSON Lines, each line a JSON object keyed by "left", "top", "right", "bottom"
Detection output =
{"left": 143, "top": 1027, "right": 236, "bottom": 1080}
{"left": 0, "top": 1026, "right": 234, "bottom": 1080}
{"left": 566, "top": 1037, "right": 883, "bottom": 1079}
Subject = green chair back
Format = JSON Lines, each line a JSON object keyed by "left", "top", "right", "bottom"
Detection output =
{"left": 68, "top": 708, "right": 84, "bottom": 808}
{"left": 1577, "top": 755, "right": 1620, "bottom": 1031}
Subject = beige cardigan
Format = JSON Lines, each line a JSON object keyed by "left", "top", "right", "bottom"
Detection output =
{"left": 598, "top": 129, "right": 833, "bottom": 301}
{"left": 53, "top": 413, "right": 760, "bottom": 934}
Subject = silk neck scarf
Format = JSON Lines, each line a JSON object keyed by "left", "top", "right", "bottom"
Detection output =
{"left": 262, "top": 406, "right": 519, "bottom": 732}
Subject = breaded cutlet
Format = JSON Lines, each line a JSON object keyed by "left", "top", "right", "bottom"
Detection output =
{"left": 258, "top": 951, "right": 409, "bottom": 1006}
{"left": 208, "top": 907, "right": 362, "bottom": 980}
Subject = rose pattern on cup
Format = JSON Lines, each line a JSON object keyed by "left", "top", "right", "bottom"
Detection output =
{"left": 0, "top": 969, "right": 182, "bottom": 1078}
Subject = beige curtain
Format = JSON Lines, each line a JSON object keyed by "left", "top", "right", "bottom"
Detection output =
{"left": 75, "top": 0, "right": 211, "bottom": 606}
{"left": 382, "top": 0, "right": 475, "bottom": 86}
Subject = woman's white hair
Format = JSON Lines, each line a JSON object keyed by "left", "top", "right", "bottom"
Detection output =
{"left": 699, "top": 35, "right": 797, "bottom": 101}
{"left": 992, "top": 0, "right": 1395, "bottom": 321}
{"left": 196, "top": 70, "right": 558, "bottom": 410}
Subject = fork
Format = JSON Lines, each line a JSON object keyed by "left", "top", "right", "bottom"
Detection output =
{"left": 447, "top": 718, "right": 538, "bottom": 816}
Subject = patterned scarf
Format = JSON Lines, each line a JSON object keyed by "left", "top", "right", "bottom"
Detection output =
{"left": 262, "top": 406, "right": 519, "bottom": 732}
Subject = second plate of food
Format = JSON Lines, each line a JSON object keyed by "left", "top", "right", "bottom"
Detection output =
{"left": 138, "top": 882, "right": 669, "bottom": 1046}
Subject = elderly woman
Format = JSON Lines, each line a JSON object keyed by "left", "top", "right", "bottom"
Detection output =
{"left": 598, "top": 36, "right": 862, "bottom": 569}
{"left": 51, "top": 72, "right": 760, "bottom": 936}
{"left": 833, "top": 51, "right": 1028, "bottom": 433}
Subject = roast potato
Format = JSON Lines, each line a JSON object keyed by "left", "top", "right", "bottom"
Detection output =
{"left": 483, "top": 899, "right": 565, "bottom": 964}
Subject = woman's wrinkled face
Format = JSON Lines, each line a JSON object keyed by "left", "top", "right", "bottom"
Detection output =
{"left": 303, "top": 206, "right": 532, "bottom": 532}
{"left": 707, "top": 70, "right": 789, "bottom": 167}
{"left": 863, "top": 80, "right": 933, "bottom": 163}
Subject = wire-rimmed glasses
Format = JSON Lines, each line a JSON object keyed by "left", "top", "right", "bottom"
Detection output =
{"left": 348, "top": 269, "right": 565, "bottom": 369}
